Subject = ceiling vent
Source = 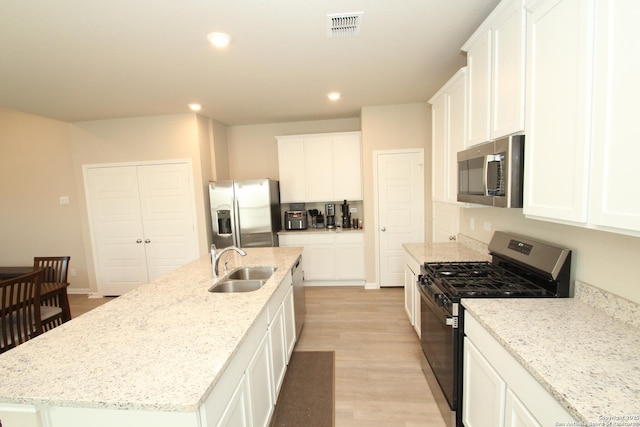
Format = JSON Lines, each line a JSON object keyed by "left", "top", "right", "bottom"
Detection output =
{"left": 327, "top": 12, "right": 364, "bottom": 38}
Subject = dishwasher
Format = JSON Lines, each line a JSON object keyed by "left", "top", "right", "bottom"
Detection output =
{"left": 291, "top": 255, "right": 305, "bottom": 338}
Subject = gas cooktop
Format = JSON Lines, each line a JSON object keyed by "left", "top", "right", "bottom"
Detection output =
{"left": 422, "top": 261, "right": 551, "bottom": 298}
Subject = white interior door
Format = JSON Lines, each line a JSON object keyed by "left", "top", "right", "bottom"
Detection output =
{"left": 86, "top": 162, "right": 198, "bottom": 296}
{"left": 86, "top": 166, "right": 148, "bottom": 295}
{"left": 137, "top": 163, "right": 197, "bottom": 281}
{"left": 375, "top": 150, "right": 424, "bottom": 287}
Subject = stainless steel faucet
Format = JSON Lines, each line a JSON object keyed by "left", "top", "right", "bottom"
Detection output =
{"left": 211, "top": 244, "right": 247, "bottom": 277}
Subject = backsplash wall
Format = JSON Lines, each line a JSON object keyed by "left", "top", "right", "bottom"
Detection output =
{"left": 458, "top": 207, "right": 640, "bottom": 304}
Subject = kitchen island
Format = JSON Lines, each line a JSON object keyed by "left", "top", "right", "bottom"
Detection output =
{"left": 0, "top": 247, "right": 303, "bottom": 427}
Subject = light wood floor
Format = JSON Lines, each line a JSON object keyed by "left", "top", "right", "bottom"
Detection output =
{"left": 68, "top": 287, "right": 447, "bottom": 427}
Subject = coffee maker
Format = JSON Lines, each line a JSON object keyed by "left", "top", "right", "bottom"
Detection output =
{"left": 341, "top": 200, "right": 351, "bottom": 228}
{"left": 325, "top": 203, "right": 336, "bottom": 229}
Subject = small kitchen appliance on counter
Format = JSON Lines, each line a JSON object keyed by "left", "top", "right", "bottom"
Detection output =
{"left": 325, "top": 203, "right": 336, "bottom": 229}
{"left": 284, "top": 210, "right": 308, "bottom": 230}
{"left": 341, "top": 199, "right": 351, "bottom": 228}
{"left": 418, "top": 231, "right": 571, "bottom": 427}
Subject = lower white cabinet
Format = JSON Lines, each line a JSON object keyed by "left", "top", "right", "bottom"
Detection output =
{"left": 246, "top": 333, "right": 274, "bottom": 427}
{"left": 463, "top": 312, "right": 575, "bottom": 426}
{"left": 216, "top": 375, "right": 251, "bottom": 427}
{"left": 279, "top": 233, "right": 365, "bottom": 283}
{"left": 403, "top": 251, "right": 420, "bottom": 337}
{"left": 463, "top": 338, "right": 507, "bottom": 427}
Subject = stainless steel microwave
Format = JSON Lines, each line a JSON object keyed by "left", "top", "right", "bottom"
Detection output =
{"left": 457, "top": 135, "right": 524, "bottom": 208}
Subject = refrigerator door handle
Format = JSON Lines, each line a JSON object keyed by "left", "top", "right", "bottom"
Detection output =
{"left": 233, "top": 197, "right": 242, "bottom": 247}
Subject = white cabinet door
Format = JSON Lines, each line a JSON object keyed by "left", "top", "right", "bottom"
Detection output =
{"left": 305, "top": 244, "right": 335, "bottom": 280}
{"left": 430, "top": 68, "right": 466, "bottom": 204}
{"left": 305, "top": 135, "right": 334, "bottom": 202}
{"left": 523, "top": 0, "right": 594, "bottom": 222}
{"left": 216, "top": 375, "right": 250, "bottom": 427}
{"left": 447, "top": 69, "right": 467, "bottom": 203}
{"left": 85, "top": 162, "right": 198, "bottom": 296}
{"left": 430, "top": 88, "right": 448, "bottom": 203}
{"left": 333, "top": 133, "right": 363, "bottom": 200}
{"left": 269, "top": 305, "right": 287, "bottom": 397}
{"left": 463, "top": 337, "right": 506, "bottom": 427}
{"left": 277, "top": 137, "right": 306, "bottom": 202}
{"left": 589, "top": 0, "right": 640, "bottom": 232}
{"left": 491, "top": 0, "right": 526, "bottom": 138}
{"left": 464, "top": 0, "right": 525, "bottom": 146}
{"left": 466, "top": 30, "right": 492, "bottom": 146}
{"left": 505, "top": 389, "right": 542, "bottom": 427}
{"left": 246, "top": 333, "right": 274, "bottom": 427}
{"left": 334, "top": 234, "right": 365, "bottom": 280}
{"left": 403, "top": 263, "right": 414, "bottom": 324}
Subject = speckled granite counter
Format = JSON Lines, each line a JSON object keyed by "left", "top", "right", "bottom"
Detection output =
{"left": 403, "top": 236, "right": 491, "bottom": 265}
{"left": 462, "top": 281, "right": 640, "bottom": 423}
{"left": 0, "top": 247, "right": 303, "bottom": 412}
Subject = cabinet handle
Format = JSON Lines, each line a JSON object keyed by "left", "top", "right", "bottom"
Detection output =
{"left": 381, "top": 227, "right": 386, "bottom": 232}
{"left": 449, "top": 235, "right": 457, "bottom": 241}
{"left": 136, "top": 239, "right": 143, "bottom": 243}
{"left": 145, "top": 239, "right": 151, "bottom": 243}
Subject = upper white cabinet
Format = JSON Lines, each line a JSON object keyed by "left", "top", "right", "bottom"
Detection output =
{"left": 589, "top": 0, "right": 640, "bottom": 231}
{"left": 463, "top": 0, "right": 526, "bottom": 146}
{"left": 429, "top": 67, "right": 467, "bottom": 204}
{"left": 524, "top": 0, "right": 640, "bottom": 234}
{"left": 523, "top": 0, "right": 593, "bottom": 223}
{"left": 277, "top": 132, "right": 362, "bottom": 203}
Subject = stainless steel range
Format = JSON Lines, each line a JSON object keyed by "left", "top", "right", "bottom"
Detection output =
{"left": 418, "top": 231, "right": 571, "bottom": 427}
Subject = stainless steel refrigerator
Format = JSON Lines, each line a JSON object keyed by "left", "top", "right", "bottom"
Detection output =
{"left": 208, "top": 179, "right": 281, "bottom": 248}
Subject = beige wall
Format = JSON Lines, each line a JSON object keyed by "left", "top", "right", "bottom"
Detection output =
{"left": 458, "top": 207, "right": 640, "bottom": 304}
{"left": 70, "top": 114, "right": 212, "bottom": 292}
{"left": 226, "top": 118, "right": 360, "bottom": 180}
{"left": 0, "top": 109, "right": 89, "bottom": 289}
{"left": 361, "top": 103, "right": 431, "bottom": 285}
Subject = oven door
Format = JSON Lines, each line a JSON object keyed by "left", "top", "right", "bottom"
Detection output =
{"left": 418, "top": 282, "right": 459, "bottom": 411}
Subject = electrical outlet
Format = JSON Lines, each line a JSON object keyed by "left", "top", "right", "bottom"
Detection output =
{"left": 59, "top": 196, "right": 70, "bottom": 205}
{"left": 350, "top": 207, "right": 357, "bottom": 213}
{"left": 483, "top": 222, "right": 492, "bottom": 231}
{"left": 69, "top": 268, "right": 76, "bottom": 277}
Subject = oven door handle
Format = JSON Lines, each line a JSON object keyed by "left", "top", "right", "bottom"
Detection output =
{"left": 418, "top": 284, "right": 456, "bottom": 328}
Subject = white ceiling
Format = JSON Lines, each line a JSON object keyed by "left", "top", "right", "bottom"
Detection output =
{"left": 0, "top": 0, "right": 499, "bottom": 126}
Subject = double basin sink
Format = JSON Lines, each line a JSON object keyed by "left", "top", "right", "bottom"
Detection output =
{"left": 209, "top": 266, "right": 277, "bottom": 293}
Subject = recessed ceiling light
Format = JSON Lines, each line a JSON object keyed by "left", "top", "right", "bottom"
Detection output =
{"left": 207, "top": 32, "right": 232, "bottom": 48}
{"left": 327, "top": 92, "right": 341, "bottom": 101}
{"left": 188, "top": 103, "right": 202, "bottom": 111}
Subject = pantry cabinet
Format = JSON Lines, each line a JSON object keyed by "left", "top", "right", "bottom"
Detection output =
{"left": 279, "top": 232, "right": 365, "bottom": 283}
{"left": 463, "top": 312, "right": 575, "bottom": 426}
{"left": 524, "top": 0, "right": 640, "bottom": 235}
{"left": 276, "top": 132, "right": 362, "bottom": 203}
{"left": 429, "top": 67, "right": 467, "bottom": 204}
{"left": 463, "top": 0, "right": 526, "bottom": 146}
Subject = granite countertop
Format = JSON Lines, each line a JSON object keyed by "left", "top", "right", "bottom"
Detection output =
{"left": 278, "top": 227, "right": 363, "bottom": 235}
{"left": 403, "top": 237, "right": 491, "bottom": 265}
{"left": 0, "top": 247, "right": 303, "bottom": 412}
{"left": 462, "top": 283, "right": 640, "bottom": 423}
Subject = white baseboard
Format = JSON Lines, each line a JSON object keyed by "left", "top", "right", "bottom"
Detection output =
{"left": 67, "top": 287, "right": 92, "bottom": 295}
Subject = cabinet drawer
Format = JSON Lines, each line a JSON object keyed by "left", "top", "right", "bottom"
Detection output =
{"left": 334, "top": 233, "right": 363, "bottom": 244}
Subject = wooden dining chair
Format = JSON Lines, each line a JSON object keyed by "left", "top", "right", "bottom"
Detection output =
{"left": 1, "top": 269, "right": 44, "bottom": 353}
{"left": 33, "top": 256, "right": 71, "bottom": 331}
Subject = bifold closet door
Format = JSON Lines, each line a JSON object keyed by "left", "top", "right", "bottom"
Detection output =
{"left": 86, "top": 162, "right": 197, "bottom": 296}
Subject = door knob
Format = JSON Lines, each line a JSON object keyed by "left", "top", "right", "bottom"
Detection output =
{"left": 381, "top": 227, "right": 386, "bottom": 232}
{"left": 136, "top": 239, "right": 143, "bottom": 243}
